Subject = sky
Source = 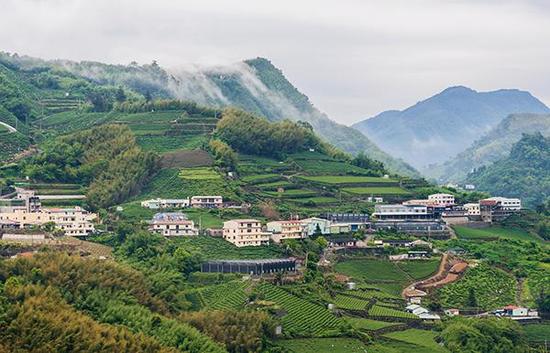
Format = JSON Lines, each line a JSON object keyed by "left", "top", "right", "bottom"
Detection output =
{"left": 1, "top": 0, "right": 549, "bottom": 125}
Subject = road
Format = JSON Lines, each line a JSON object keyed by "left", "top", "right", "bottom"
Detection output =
{"left": 0, "top": 121, "right": 17, "bottom": 133}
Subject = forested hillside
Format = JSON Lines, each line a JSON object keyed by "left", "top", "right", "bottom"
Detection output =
{"left": 352, "top": 86, "right": 550, "bottom": 169}
{"left": 0, "top": 52, "right": 418, "bottom": 177}
{"left": 22, "top": 124, "right": 158, "bottom": 209}
{"left": 467, "top": 133, "right": 549, "bottom": 208}
{"left": 430, "top": 113, "right": 550, "bottom": 182}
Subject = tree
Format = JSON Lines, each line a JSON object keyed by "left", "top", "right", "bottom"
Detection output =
{"left": 467, "top": 287, "right": 478, "bottom": 308}
{"left": 144, "top": 91, "right": 152, "bottom": 102}
{"left": 115, "top": 86, "right": 127, "bottom": 102}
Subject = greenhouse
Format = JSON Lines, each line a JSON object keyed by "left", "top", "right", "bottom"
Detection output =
{"left": 201, "top": 258, "right": 296, "bottom": 275}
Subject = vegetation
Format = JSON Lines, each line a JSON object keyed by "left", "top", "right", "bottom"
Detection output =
{"left": 438, "top": 317, "right": 529, "bottom": 353}
{"left": 23, "top": 124, "right": 158, "bottom": 209}
{"left": 468, "top": 133, "right": 550, "bottom": 208}
{"left": 436, "top": 264, "right": 516, "bottom": 310}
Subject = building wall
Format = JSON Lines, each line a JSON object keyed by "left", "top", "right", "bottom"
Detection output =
{"left": 0, "top": 207, "right": 96, "bottom": 236}
{"left": 223, "top": 220, "right": 271, "bottom": 247}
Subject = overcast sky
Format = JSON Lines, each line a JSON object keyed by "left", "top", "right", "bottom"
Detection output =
{"left": 1, "top": 0, "right": 549, "bottom": 124}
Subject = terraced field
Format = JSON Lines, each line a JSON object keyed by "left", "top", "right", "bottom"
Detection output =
{"left": 342, "top": 187, "right": 410, "bottom": 195}
{"left": 297, "top": 175, "right": 398, "bottom": 185}
{"left": 346, "top": 317, "right": 400, "bottom": 331}
{"left": 277, "top": 338, "right": 368, "bottom": 353}
{"left": 368, "top": 304, "right": 417, "bottom": 319}
{"left": 258, "top": 283, "right": 343, "bottom": 337}
{"left": 453, "top": 225, "right": 543, "bottom": 244}
{"left": 332, "top": 294, "right": 370, "bottom": 310}
{"left": 198, "top": 280, "right": 249, "bottom": 310}
{"left": 382, "top": 329, "right": 449, "bottom": 352}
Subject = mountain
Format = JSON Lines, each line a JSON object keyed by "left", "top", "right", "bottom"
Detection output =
{"left": 352, "top": 86, "right": 550, "bottom": 169}
{"left": 429, "top": 113, "right": 550, "bottom": 182}
{"left": 0, "top": 52, "right": 419, "bottom": 177}
{"left": 466, "top": 133, "right": 549, "bottom": 208}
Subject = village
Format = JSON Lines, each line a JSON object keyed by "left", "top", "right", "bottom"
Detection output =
{"left": 0, "top": 184, "right": 538, "bottom": 325}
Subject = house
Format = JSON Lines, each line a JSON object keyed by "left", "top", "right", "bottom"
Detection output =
{"left": 502, "top": 305, "right": 528, "bottom": 317}
{"left": 382, "top": 239, "right": 414, "bottom": 247}
{"left": 480, "top": 197, "right": 521, "bottom": 223}
{"left": 444, "top": 308, "right": 460, "bottom": 317}
{"left": 372, "top": 221, "right": 449, "bottom": 237}
{"left": 150, "top": 212, "right": 198, "bottom": 236}
{"left": 428, "top": 193, "right": 455, "bottom": 207}
{"left": 406, "top": 304, "right": 440, "bottom": 320}
{"left": 205, "top": 228, "right": 223, "bottom": 237}
{"left": 141, "top": 198, "right": 190, "bottom": 209}
{"left": 407, "top": 251, "right": 430, "bottom": 259}
{"left": 267, "top": 220, "right": 306, "bottom": 243}
{"left": 463, "top": 203, "right": 480, "bottom": 216}
{"left": 326, "top": 235, "right": 357, "bottom": 248}
{"left": 372, "top": 204, "right": 435, "bottom": 221}
{"left": 404, "top": 288, "right": 427, "bottom": 304}
{"left": 329, "top": 223, "right": 352, "bottom": 234}
{"left": 190, "top": 196, "right": 223, "bottom": 209}
{"left": 223, "top": 219, "right": 271, "bottom": 247}
{"left": 0, "top": 207, "right": 96, "bottom": 236}
{"left": 301, "top": 217, "right": 331, "bottom": 236}
{"left": 464, "top": 184, "right": 475, "bottom": 190}
{"left": 402, "top": 199, "right": 436, "bottom": 207}
{"left": 367, "top": 196, "right": 383, "bottom": 203}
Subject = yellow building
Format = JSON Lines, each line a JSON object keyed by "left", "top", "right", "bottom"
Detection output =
{"left": 0, "top": 207, "right": 96, "bottom": 236}
{"left": 223, "top": 219, "right": 271, "bottom": 247}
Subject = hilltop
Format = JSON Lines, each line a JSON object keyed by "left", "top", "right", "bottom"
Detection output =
{"left": 0, "top": 52, "right": 419, "bottom": 177}
{"left": 467, "top": 133, "right": 550, "bottom": 208}
{"left": 352, "top": 86, "right": 550, "bottom": 169}
{"left": 429, "top": 113, "right": 550, "bottom": 182}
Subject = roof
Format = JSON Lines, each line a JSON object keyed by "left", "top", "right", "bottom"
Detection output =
{"left": 203, "top": 258, "right": 295, "bottom": 265}
{"left": 225, "top": 219, "right": 260, "bottom": 223}
{"left": 503, "top": 305, "right": 520, "bottom": 310}
{"left": 404, "top": 289, "right": 427, "bottom": 297}
{"left": 383, "top": 239, "right": 413, "bottom": 244}
{"left": 191, "top": 195, "right": 222, "bottom": 199}
{"left": 152, "top": 212, "right": 188, "bottom": 222}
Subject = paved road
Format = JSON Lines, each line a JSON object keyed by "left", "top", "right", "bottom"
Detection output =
{"left": 0, "top": 121, "right": 17, "bottom": 133}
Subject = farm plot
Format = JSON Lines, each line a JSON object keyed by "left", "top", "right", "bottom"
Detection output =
{"left": 523, "top": 323, "right": 550, "bottom": 344}
{"left": 332, "top": 294, "right": 370, "bottom": 310}
{"left": 277, "top": 338, "right": 368, "bottom": 353}
{"left": 199, "top": 281, "right": 249, "bottom": 310}
{"left": 179, "top": 167, "right": 221, "bottom": 180}
{"left": 258, "top": 283, "right": 343, "bottom": 337}
{"left": 368, "top": 304, "right": 417, "bottom": 319}
{"left": 292, "top": 159, "right": 372, "bottom": 175}
{"left": 346, "top": 289, "right": 402, "bottom": 301}
{"left": 342, "top": 187, "right": 410, "bottom": 196}
{"left": 382, "top": 329, "right": 448, "bottom": 352}
{"left": 160, "top": 149, "right": 213, "bottom": 168}
{"left": 396, "top": 258, "right": 441, "bottom": 280}
{"left": 453, "top": 225, "right": 543, "bottom": 244}
{"left": 346, "top": 317, "right": 400, "bottom": 331}
{"left": 263, "top": 189, "right": 318, "bottom": 199}
{"left": 298, "top": 175, "right": 398, "bottom": 185}
{"left": 436, "top": 264, "right": 516, "bottom": 310}
{"left": 171, "top": 236, "right": 285, "bottom": 260}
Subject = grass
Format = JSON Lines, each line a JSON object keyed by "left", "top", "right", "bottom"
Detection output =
{"left": 241, "top": 173, "right": 281, "bottom": 183}
{"left": 290, "top": 197, "right": 340, "bottom": 205}
{"left": 298, "top": 175, "right": 397, "bottom": 185}
{"left": 342, "top": 187, "right": 410, "bottom": 195}
{"left": 264, "top": 189, "right": 317, "bottom": 199}
{"left": 437, "top": 264, "right": 516, "bottom": 310}
{"left": 258, "top": 283, "right": 343, "bottom": 337}
{"left": 523, "top": 323, "right": 550, "bottom": 343}
{"left": 170, "top": 236, "right": 285, "bottom": 260}
{"left": 453, "top": 225, "right": 544, "bottom": 244}
{"left": 137, "top": 135, "right": 207, "bottom": 153}
{"left": 396, "top": 258, "right": 441, "bottom": 280}
{"left": 179, "top": 167, "right": 221, "bottom": 180}
{"left": 332, "top": 294, "right": 370, "bottom": 310}
{"left": 335, "top": 259, "right": 411, "bottom": 296}
{"left": 383, "top": 329, "right": 448, "bottom": 352}
{"left": 346, "top": 317, "right": 400, "bottom": 331}
{"left": 276, "top": 338, "right": 368, "bottom": 353}
{"left": 292, "top": 159, "right": 372, "bottom": 175}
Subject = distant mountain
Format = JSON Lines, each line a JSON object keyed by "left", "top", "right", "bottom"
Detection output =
{"left": 352, "top": 86, "right": 550, "bottom": 168}
{"left": 0, "top": 53, "right": 419, "bottom": 177}
{"left": 467, "top": 133, "right": 549, "bottom": 208}
{"left": 429, "top": 113, "right": 550, "bottom": 182}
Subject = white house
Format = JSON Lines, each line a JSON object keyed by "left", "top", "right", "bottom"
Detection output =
{"left": 190, "top": 196, "right": 223, "bottom": 209}
{"left": 141, "top": 198, "right": 190, "bottom": 209}
{"left": 300, "top": 217, "right": 331, "bottom": 236}
{"left": 484, "top": 197, "right": 521, "bottom": 211}
{"left": 266, "top": 220, "right": 306, "bottom": 243}
{"left": 223, "top": 219, "right": 271, "bottom": 247}
{"left": 428, "top": 193, "right": 455, "bottom": 206}
{"left": 150, "top": 212, "right": 198, "bottom": 236}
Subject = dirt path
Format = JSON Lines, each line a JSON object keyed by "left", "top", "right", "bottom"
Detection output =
{"left": 400, "top": 253, "right": 471, "bottom": 298}
{"left": 0, "top": 121, "right": 17, "bottom": 133}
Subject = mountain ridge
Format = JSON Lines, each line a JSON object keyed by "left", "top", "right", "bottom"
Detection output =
{"left": 352, "top": 86, "right": 550, "bottom": 169}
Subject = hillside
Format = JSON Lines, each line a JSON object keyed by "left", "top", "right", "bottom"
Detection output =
{"left": 352, "top": 86, "right": 550, "bottom": 169}
{"left": 467, "top": 133, "right": 550, "bottom": 208}
{"left": 0, "top": 52, "right": 418, "bottom": 177}
{"left": 429, "top": 113, "right": 550, "bottom": 182}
